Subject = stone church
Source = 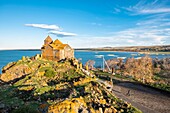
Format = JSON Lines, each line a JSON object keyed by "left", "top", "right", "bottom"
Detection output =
{"left": 41, "top": 36, "right": 74, "bottom": 61}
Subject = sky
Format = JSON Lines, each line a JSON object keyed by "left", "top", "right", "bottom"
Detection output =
{"left": 0, "top": 0, "right": 170, "bottom": 49}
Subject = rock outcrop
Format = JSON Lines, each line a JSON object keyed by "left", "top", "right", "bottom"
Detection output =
{"left": 0, "top": 54, "right": 141, "bottom": 113}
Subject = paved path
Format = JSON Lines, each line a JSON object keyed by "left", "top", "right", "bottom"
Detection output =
{"left": 83, "top": 69, "right": 170, "bottom": 113}
{"left": 98, "top": 78, "right": 170, "bottom": 113}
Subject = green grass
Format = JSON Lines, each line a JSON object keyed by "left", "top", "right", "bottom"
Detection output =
{"left": 11, "top": 103, "right": 39, "bottom": 113}
{"left": 94, "top": 70, "right": 133, "bottom": 81}
{"left": 0, "top": 86, "right": 25, "bottom": 109}
{"left": 44, "top": 69, "right": 56, "bottom": 78}
{"left": 0, "top": 57, "right": 144, "bottom": 113}
{"left": 149, "top": 83, "right": 170, "bottom": 92}
{"left": 95, "top": 70, "right": 170, "bottom": 92}
{"left": 34, "top": 86, "right": 55, "bottom": 95}
{"left": 39, "top": 66, "right": 53, "bottom": 72}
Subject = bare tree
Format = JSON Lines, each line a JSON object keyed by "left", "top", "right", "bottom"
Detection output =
{"left": 85, "top": 60, "right": 95, "bottom": 70}
{"left": 124, "top": 56, "right": 153, "bottom": 83}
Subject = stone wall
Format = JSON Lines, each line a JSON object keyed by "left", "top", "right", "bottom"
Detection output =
{"left": 64, "top": 46, "right": 74, "bottom": 59}
{"left": 41, "top": 41, "right": 74, "bottom": 61}
{"left": 42, "top": 45, "right": 54, "bottom": 61}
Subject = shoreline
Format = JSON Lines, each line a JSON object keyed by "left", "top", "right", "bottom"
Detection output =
{"left": 0, "top": 49, "right": 170, "bottom": 54}
{"left": 139, "top": 51, "right": 170, "bottom": 54}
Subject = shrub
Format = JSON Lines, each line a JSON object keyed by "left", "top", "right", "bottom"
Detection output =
{"left": 12, "top": 105, "right": 38, "bottom": 113}
{"left": 124, "top": 56, "right": 153, "bottom": 83}
{"left": 44, "top": 69, "right": 56, "bottom": 78}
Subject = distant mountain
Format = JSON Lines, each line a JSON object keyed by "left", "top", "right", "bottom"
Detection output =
{"left": 76, "top": 45, "right": 170, "bottom": 52}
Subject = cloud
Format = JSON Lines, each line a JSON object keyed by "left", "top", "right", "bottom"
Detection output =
{"left": 25, "top": 24, "right": 61, "bottom": 30}
{"left": 25, "top": 23, "right": 77, "bottom": 37}
{"left": 124, "top": 0, "right": 170, "bottom": 15}
{"left": 48, "top": 31, "right": 77, "bottom": 37}
{"left": 128, "top": 8, "right": 170, "bottom": 15}
{"left": 139, "top": 8, "right": 170, "bottom": 14}
{"left": 127, "top": 39, "right": 135, "bottom": 43}
{"left": 114, "top": 8, "right": 121, "bottom": 13}
{"left": 74, "top": 23, "right": 169, "bottom": 47}
{"left": 67, "top": 25, "right": 170, "bottom": 48}
{"left": 114, "top": 26, "right": 169, "bottom": 45}
{"left": 69, "top": 0, "right": 170, "bottom": 48}
{"left": 112, "top": 8, "right": 121, "bottom": 14}
{"left": 160, "top": 22, "right": 170, "bottom": 26}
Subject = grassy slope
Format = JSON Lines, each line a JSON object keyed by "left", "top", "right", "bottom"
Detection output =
{"left": 94, "top": 70, "right": 170, "bottom": 92}
{"left": 0, "top": 57, "right": 142, "bottom": 113}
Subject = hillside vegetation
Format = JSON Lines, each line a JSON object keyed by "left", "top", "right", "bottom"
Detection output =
{"left": 106, "top": 56, "right": 170, "bottom": 92}
{"left": 0, "top": 55, "right": 141, "bottom": 113}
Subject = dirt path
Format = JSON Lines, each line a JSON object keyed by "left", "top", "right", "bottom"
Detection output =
{"left": 112, "top": 81, "right": 170, "bottom": 113}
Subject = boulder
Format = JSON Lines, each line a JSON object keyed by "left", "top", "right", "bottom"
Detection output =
{"left": 2, "top": 62, "right": 16, "bottom": 73}
{"left": 0, "top": 64, "right": 31, "bottom": 82}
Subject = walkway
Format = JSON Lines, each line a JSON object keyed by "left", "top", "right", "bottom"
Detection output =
{"left": 98, "top": 78, "right": 170, "bottom": 113}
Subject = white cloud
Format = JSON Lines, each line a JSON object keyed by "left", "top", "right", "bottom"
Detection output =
{"left": 72, "top": 24, "right": 169, "bottom": 48}
{"left": 25, "top": 24, "right": 61, "bottom": 30}
{"left": 112, "top": 8, "right": 121, "bottom": 14}
{"left": 114, "top": 8, "right": 121, "bottom": 12}
{"left": 127, "top": 39, "right": 135, "bottom": 43}
{"left": 68, "top": 0, "right": 170, "bottom": 48}
{"left": 67, "top": 27, "right": 170, "bottom": 48}
{"left": 160, "top": 22, "right": 170, "bottom": 26}
{"left": 70, "top": 15, "right": 170, "bottom": 48}
{"left": 48, "top": 30, "right": 77, "bottom": 37}
{"left": 25, "top": 23, "right": 77, "bottom": 37}
{"left": 115, "top": 26, "right": 169, "bottom": 45}
{"left": 137, "top": 8, "right": 170, "bottom": 14}
{"left": 124, "top": 0, "right": 170, "bottom": 15}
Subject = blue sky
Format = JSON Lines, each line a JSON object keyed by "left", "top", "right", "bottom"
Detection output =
{"left": 0, "top": 0, "right": 170, "bottom": 49}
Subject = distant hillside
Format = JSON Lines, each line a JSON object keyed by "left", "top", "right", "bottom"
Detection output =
{"left": 2, "top": 45, "right": 170, "bottom": 52}
{"left": 76, "top": 45, "right": 170, "bottom": 52}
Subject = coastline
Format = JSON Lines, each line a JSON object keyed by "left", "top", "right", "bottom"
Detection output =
{"left": 1, "top": 49, "right": 170, "bottom": 54}
{"left": 139, "top": 51, "right": 170, "bottom": 54}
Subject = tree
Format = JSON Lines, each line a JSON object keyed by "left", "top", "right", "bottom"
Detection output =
{"left": 85, "top": 60, "right": 95, "bottom": 70}
{"left": 124, "top": 56, "right": 153, "bottom": 83}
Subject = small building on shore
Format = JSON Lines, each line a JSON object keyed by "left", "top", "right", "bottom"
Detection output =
{"left": 41, "top": 36, "right": 74, "bottom": 61}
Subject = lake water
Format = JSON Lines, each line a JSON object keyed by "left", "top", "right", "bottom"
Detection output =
{"left": 0, "top": 50, "right": 170, "bottom": 73}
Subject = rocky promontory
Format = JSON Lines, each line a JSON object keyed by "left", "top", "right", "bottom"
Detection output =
{"left": 0, "top": 55, "right": 141, "bottom": 113}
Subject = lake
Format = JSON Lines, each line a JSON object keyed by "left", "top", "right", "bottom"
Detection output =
{"left": 0, "top": 50, "right": 170, "bottom": 73}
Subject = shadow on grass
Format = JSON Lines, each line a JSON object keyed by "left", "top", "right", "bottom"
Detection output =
{"left": 0, "top": 83, "right": 72, "bottom": 113}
